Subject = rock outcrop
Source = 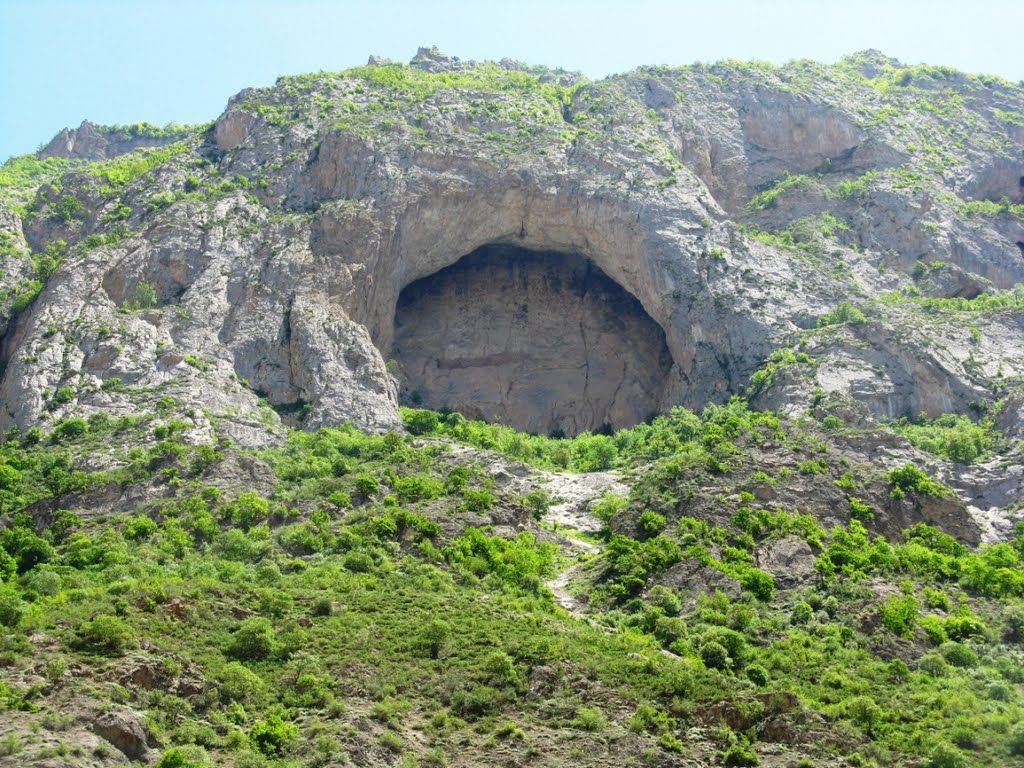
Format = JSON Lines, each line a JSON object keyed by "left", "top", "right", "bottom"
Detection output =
{"left": 40, "top": 120, "right": 195, "bottom": 161}
{"left": 2, "top": 48, "right": 1023, "bottom": 530}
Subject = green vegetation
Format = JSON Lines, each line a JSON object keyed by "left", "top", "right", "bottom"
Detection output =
{"left": 887, "top": 462, "right": 952, "bottom": 498}
{"left": 891, "top": 413, "right": 1003, "bottom": 464}
{"left": 747, "top": 173, "right": 815, "bottom": 211}
{"left": 817, "top": 301, "right": 867, "bottom": 328}
{"left": 960, "top": 198, "right": 1024, "bottom": 219}
{"left": 89, "top": 141, "right": 190, "bottom": 196}
{"left": 0, "top": 397, "right": 1021, "bottom": 766}
{"left": 0, "top": 154, "right": 86, "bottom": 206}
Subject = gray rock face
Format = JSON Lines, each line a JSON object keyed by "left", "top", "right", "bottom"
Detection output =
{"left": 39, "top": 120, "right": 193, "bottom": 161}
{"left": 393, "top": 245, "right": 673, "bottom": 435}
{"left": 1, "top": 50, "right": 1022, "bottom": 537}
{"left": 92, "top": 708, "right": 151, "bottom": 760}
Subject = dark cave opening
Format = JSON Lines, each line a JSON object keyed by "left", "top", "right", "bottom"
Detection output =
{"left": 391, "top": 244, "right": 673, "bottom": 436}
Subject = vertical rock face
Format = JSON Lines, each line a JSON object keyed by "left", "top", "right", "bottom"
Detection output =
{"left": 392, "top": 245, "right": 673, "bottom": 435}
{"left": 3, "top": 49, "right": 1024, "bottom": 476}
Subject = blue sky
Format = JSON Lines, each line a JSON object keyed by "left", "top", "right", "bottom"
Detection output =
{"left": 3, "top": 0, "right": 1024, "bottom": 161}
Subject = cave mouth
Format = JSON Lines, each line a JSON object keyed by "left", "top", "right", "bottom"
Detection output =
{"left": 391, "top": 243, "right": 674, "bottom": 437}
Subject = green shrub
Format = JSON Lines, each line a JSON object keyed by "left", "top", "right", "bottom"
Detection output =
{"left": 927, "top": 742, "right": 967, "bottom": 768}
{"left": 52, "top": 417, "right": 88, "bottom": 440}
{"left": 461, "top": 487, "right": 493, "bottom": 512}
{"left": 52, "top": 386, "right": 74, "bottom": 405}
{"left": 413, "top": 619, "right": 451, "bottom": 659}
{"left": 722, "top": 742, "right": 760, "bottom": 767}
{"left": 888, "top": 463, "right": 950, "bottom": 499}
{"left": 353, "top": 474, "right": 379, "bottom": 497}
{"left": 0, "top": 587, "right": 26, "bottom": 627}
{"left": 939, "top": 641, "right": 978, "bottom": 668}
{"left": 218, "top": 661, "right": 266, "bottom": 703}
{"left": 74, "top": 615, "right": 135, "bottom": 655}
{"left": 343, "top": 552, "right": 375, "bottom": 573}
{"left": 1009, "top": 723, "right": 1024, "bottom": 756}
{"left": 0, "top": 527, "right": 55, "bottom": 572}
{"left": 521, "top": 488, "right": 552, "bottom": 520}
{"left": 637, "top": 509, "right": 666, "bottom": 536}
{"left": 880, "top": 594, "right": 918, "bottom": 637}
{"left": 226, "top": 618, "right": 276, "bottom": 661}
{"left": 156, "top": 746, "right": 210, "bottom": 768}
{"left": 817, "top": 301, "right": 867, "bottom": 328}
{"left": 739, "top": 568, "right": 774, "bottom": 601}
{"left": 918, "top": 653, "right": 949, "bottom": 677}
{"left": 124, "top": 514, "right": 158, "bottom": 541}
{"left": 700, "top": 640, "right": 729, "bottom": 670}
{"left": 944, "top": 613, "right": 987, "bottom": 641}
{"left": 790, "top": 601, "right": 813, "bottom": 625}
{"left": 846, "top": 695, "right": 883, "bottom": 736}
{"left": 572, "top": 706, "right": 606, "bottom": 731}
{"left": 249, "top": 714, "right": 297, "bottom": 756}
{"left": 402, "top": 408, "right": 439, "bottom": 435}
{"left": 126, "top": 281, "right": 158, "bottom": 311}
{"left": 746, "top": 665, "right": 769, "bottom": 687}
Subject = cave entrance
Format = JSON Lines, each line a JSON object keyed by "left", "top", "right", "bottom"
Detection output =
{"left": 392, "top": 244, "right": 673, "bottom": 436}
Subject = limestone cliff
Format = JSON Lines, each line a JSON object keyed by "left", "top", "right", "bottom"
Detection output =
{"left": 2, "top": 47, "right": 1023, "bottom": 532}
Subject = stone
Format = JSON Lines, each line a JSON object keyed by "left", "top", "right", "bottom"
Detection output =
{"left": 756, "top": 536, "right": 816, "bottom": 587}
{"left": 92, "top": 708, "right": 151, "bottom": 760}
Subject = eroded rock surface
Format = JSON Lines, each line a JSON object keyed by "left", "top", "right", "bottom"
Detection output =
{"left": 1, "top": 48, "right": 1023, "bottom": 533}
{"left": 393, "top": 245, "right": 673, "bottom": 434}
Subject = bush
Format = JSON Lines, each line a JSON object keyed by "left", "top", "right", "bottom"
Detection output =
{"left": 817, "top": 301, "right": 866, "bottom": 327}
{"left": 353, "top": 474, "right": 379, "bottom": 498}
{"left": 226, "top": 618, "right": 276, "bottom": 661}
{"left": 249, "top": 714, "right": 298, "bottom": 756}
{"left": 75, "top": 615, "right": 135, "bottom": 655}
{"left": 944, "top": 613, "right": 987, "bottom": 641}
{"left": 0, "top": 587, "right": 26, "bottom": 627}
{"left": 846, "top": 695, "right": 883, "bottom": 736}
{"left": 790, "top": 601, "right": 813, "bottom": 625}
{"left": 880, "top": 594, "right": 918, "bottom": 637}
{"left": 521, "top": 489, "right": 552, "bottom": 520}
{"left": 746, "top": 665, "right": 769, "bottom": 687}
{"left": 700, "top": 640, "right": 729, "bottom": 670}
{"left": 127, "top": 281, "right": 158, "bottom": 310}
{"left": 572, "top": 706, "right": 606, "bottom": 731}
{"left": 414, "top": 619, "right": 451, "bottom": 659}
{"left": 218, "top": 661, "right": 266, "bottom": 703}
{"left": 637, "top": 509, "right": 666, "bottom": 537}
{"left": 403, "top": 408, "right": 439, "bottom": 435}
{"left": 156, "top": 746, "right": 211, "bottom": 768}
{"left": 722, "top": 742, "right": 760, "bottom": 767}
{"left": 739, "top": 568, "right": 774, "bottom": 601}
{"left": 888, "top": 463, "right": 950, "bottom": 499}
{"left": 1009, "top": 723, "right": 1024, "bottom": 756}
{"left": 0, "top": 527, "right": 55, "bottom": 573}
{"left": 939, "top": 641, "right": 978, "bottom": 668}
{"left": 124, "top": 514, "right": 158, "bottom": 541}
{"left": 927, "top": 743, "right": 967, "bottom": 768}
{"left": 342, "top": 552, "right": 375, "bottom": 573}
{"left": 918, "top": 653, "right": 949, "bottom": 677}
{"left": 461, "top": 488, "right": 493, "bottom": 512}
{"left": 52, "top": 417, "right": 88, "bottom": 440}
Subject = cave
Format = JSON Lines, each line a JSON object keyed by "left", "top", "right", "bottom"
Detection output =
{"left": 392, "top": 244, "right": 674, "bottom": 436}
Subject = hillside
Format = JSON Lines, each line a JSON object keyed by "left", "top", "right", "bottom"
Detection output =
{"left": 1, "top": 47, "right": 1024, "bottom": 768}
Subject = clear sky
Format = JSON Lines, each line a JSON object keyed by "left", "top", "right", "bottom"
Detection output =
{"left": 3, "top": 0, "right": 1024, "bottom": 161}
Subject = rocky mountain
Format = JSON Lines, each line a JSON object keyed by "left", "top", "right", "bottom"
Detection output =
{"left": 1, "top": 47, "right": 1024, "bottom": 768}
